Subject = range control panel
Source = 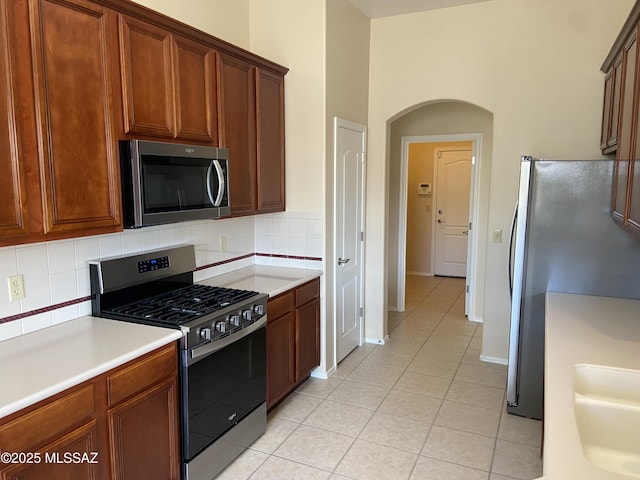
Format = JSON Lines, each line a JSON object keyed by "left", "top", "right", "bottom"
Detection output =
{"left": 138, "top": 255, "right": 170, "bottom": 273}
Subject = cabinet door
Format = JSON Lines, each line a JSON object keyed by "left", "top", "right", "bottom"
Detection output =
{"left": 108, "top": 377, "right": 180, "bottom": 480}
{"left": 0, "top": 1, "right": 29, "bottom": 241}
{"left": 613, "top": 31, "right": 638, "bottom": 220}
{"left": 217, "top": 53, "right": 257, "bottom": 215}
{"left": 29, "top": 0, "right": 121, "bottom": 235}
{"left": 266, "top": 312, "right": 295, "bottom": 409}
{"left": 173, "top": 35, "right": 217, "bottom": 143}
{"left": 118, "top": 14, "right": 174, "bottom": 138}
{"left": 0, "top": 421, "right": 101, "bottom": 480}
{"left": 256, "top": 68, "right": 285, "bottom": 212}
{"left": 601, "top": 68, "right": 614, "bottom": 151}
{"left": 608, "top": 55, "right": 624, "bottom": 149}
{"left": 295, "top": 298, "right": 320, "bottom": 382}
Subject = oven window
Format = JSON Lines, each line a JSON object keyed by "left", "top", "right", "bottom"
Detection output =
{"left": 183, "top": 327, "right": 266, "bottom": 461}
{"left": 141, "top": 155, "right": 219, "bottom": 213}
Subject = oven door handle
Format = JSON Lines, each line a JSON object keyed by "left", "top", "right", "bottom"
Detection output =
{"left": 187, "top": 315, "right": 267, "bottom": 366}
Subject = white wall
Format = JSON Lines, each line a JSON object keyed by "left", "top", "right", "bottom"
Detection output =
{"left": 250, "top": 0, "right": 369, "bottom": 375}
{"left": 249, "top": 0, "right": 325, "bottom": 214}
{"left": 325, "top": 0, "right": 370, "bottom": 371}
{"left": 132, "top": 0, "right": 250, "bottom": 48}
{"left": 367, "top": 0, "right": 634, "bottom": 359}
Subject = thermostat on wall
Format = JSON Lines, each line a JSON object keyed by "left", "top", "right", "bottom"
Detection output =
{"left": 418, "top": 183, "right": 432, "bottom": 195}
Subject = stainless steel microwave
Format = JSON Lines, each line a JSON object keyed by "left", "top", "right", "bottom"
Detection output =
{"left": 120, "top": 140, "right": 230, "bottom": 228}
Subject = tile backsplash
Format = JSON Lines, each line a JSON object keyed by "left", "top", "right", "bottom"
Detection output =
{"left": 0, "top": 211, "right": 323, "bottom": 342}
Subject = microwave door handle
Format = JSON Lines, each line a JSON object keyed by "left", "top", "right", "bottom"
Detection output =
{"left": 206, "top": 161, "right": 216, "bottom": 206}
{"left": 209, "top": 160, "right": 225, "bottom": 207}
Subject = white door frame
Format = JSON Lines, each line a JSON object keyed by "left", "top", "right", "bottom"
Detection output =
{"left": 333, "top": 117, "right": 366, "bottom": 365}
{"left": 398, "top": 133, "right": 482, "bottom": 320}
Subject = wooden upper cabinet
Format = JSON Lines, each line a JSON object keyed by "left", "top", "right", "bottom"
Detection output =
{"left": 118, "top": 15, "right": 217, "bottom": 143}
{"left": 601, "top": 54, "right": 624, "bottom": 153}
{"left": 603, "top": 2, "right": 640, "bottom": 237}
{"left": 218, "top": 52, "right": 257, "bottom": 215}
{"left": 29, "top": 0, "right": 121, "bottom": 236}
{"left": 256, "top": 68, "right": 285, "bottom": 213}
{"left": 1, "top": 0, "right": 287, "bottom": 246}
{"left": 173, "top": 35, "right": 217, "bottom": 143}
{"left": 118, "top": 14, "right": 174, "bottom": 138}
{"left": 612, "top": 30, "right": 637, "bottom": 221}
{"left": 0, "top": 1, "right": 29, "bottom": 241}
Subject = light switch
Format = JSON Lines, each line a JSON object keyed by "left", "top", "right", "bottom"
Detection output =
{"left": 492, "top": 229, "right": 503, "bottom": 243}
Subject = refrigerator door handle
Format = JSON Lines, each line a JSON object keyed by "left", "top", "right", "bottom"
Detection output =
{"left": 508, "top": 202, "right": 518, "bottom": 298}
{"left": 507, "top": 157, "right": 533, "bottom": 407}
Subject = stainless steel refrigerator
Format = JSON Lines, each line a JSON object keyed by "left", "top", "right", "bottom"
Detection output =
{"left": 507, "top": 157, "right": 640, "bottom": 419}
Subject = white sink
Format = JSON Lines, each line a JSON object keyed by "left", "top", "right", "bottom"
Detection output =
{"left": 573, "top": 364, "right": 640, "bottom": 478}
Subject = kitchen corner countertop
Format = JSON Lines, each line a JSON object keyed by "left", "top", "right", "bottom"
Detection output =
{"left": 0, "top": 317, "right": 182, "bottom": 419}
{"left": 197, "top": 265, "right": 322, "bottom": 297}
{"left": 540, "top": 292, "right": 640, "bottom": 480}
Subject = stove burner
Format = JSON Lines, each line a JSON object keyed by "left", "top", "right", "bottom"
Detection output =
{"left": 104, "top": 284, "right": 258, "bottom": 326}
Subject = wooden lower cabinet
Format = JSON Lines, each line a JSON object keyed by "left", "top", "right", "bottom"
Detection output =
{"left": 266, "top": 310, "right": 296, "bottom": 407}
{"left": 296, "top": 299, "right": 321, "bottom": 381}
{"left": 0, "top": 421, "right": 101, "bottom": 480}
{"left": 0, "top": 343, "right": 179, "bottom": 480}
{"left": 267, "top": 278, "right": 321, "bottom": 410}
{"left": 108, "top": 377, "right": 180, "bottom": 480}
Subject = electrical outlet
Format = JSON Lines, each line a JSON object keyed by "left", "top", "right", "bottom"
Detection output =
{"left": 219, "top": 236, "right": 227, "bottom": 253}
{"left": 8, "top": 274, "right": 25, "bottom": 301}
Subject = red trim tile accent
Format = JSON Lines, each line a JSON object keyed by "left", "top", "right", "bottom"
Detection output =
{"left": 1, "top": 252, "right": 323, "bottom": 326}
{"left": 0, "top": 296, "right": 92, "bottom": 324}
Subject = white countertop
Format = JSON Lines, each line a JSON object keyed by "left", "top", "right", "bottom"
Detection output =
{"left": 0, "top": 265, "right": 322, "bottom": 420}
{"left": 197, "top": 265, "right": 322, "bottom": 297}
{"left": 541, "top": 292, "right": 640, "bottom": 480}
{"left": 0, "top": 317, "right": 182, "bottom": 419}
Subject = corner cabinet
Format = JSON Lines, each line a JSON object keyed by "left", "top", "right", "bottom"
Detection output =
{"left": 0, "top": 0, "right": 122, "bottom": 247}
{"left": 602, "top": 1, "right": 640, "bottom": 235}
{"left": 0, "top": 343, "right": 180, "bottom": 480}
{"left": 266, "top": 278, "right": 320, "bottom": 410}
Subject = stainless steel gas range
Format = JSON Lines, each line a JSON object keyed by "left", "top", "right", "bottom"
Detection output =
{"left": 90, "top": 245, "right": 267, "bottom": 480}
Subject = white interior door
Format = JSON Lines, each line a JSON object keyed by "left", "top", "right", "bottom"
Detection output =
{"left": 434, "top": 148, "right": 472, "bottom": 277}
{"left": 335, "top": 118, "right": 365, "bottom": 363}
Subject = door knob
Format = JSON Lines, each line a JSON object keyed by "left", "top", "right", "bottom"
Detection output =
{"left": 338, "top": 257, "right": 350, "bottom": 265}
{"left": 437, "top": 219, "right": 446, "bottom": 223}
{"left": 462, "top": 230, "right": 468, "bottom": 235}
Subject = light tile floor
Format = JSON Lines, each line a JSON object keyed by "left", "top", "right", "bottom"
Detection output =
{"left": 216, "top": 275, "right": 543, "bottom": 480}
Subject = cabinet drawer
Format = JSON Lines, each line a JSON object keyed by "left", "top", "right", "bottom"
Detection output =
{"left": 268, "top": 291, "right": 294, "bottom": 322}
{"left": 107, "top": 344, "right": 177, "bottom": 407}
{"left": 295, "top": 278, "right": 320, "bottom": 306}
{"left": 0, "top": 384, "right": 95, "bottom": 453}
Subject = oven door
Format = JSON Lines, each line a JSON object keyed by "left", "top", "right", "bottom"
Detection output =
{"left": 180, "top": 323, "right": 266, "bottom": 465}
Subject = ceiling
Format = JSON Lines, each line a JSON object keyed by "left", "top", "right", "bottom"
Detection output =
{"left": 347, "top": 0, "right": 493, "bottom": 19}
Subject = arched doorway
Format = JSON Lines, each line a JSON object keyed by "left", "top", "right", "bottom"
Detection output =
{"left": 386, "top": 100, "right": 494, "bottom": 324}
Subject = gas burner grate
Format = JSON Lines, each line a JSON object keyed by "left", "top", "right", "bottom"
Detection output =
{"left": 104, "top": 284, "right": 259, "bottom": 326}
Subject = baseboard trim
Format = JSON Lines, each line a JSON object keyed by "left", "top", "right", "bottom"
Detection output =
{"left": 365, "top": 335, "right": 389, "bottom": 345}
{"left": 480, "top": 354, "right": 508, "bottom": 365}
